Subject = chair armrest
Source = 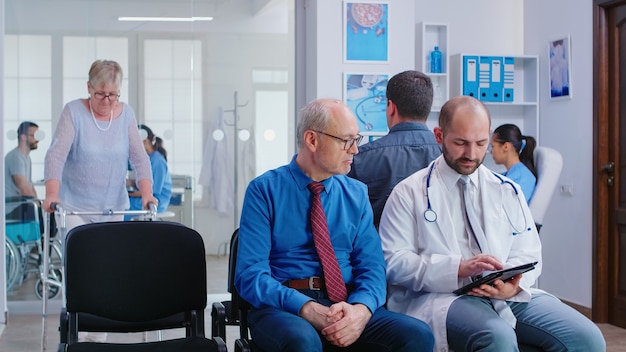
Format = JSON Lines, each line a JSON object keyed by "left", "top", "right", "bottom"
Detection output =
{"left": 211, "top": 301, "right": 226, "bottom": 339}
{"left": 214, "top": 336, "right": 228, "bottom": 352}
{"left": 59, "top": 307, "right": 68, "bottom": 344}
{"left": 235, "top": 338, "right": 253, "bottom": 352}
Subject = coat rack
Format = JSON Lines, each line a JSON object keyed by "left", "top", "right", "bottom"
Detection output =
{"left": 224, "top": 91, "right": 249, "bottom": 230}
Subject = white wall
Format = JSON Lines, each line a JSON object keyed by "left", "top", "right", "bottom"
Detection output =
{"left": 304, "top": 0, "right": 593, "bottom": 308}
{"left": 524, "top": 0, "right": 594, "bottom": 307}
{"left": 415, "top": 1, "right": 524, "bottom": 55}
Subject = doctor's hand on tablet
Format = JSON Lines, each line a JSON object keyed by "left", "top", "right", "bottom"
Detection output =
{"left": 458, "top": 254, "right": 504, "bottom": 279}
{"left": 466, "top": 274, "right": 523, "bottom": 300}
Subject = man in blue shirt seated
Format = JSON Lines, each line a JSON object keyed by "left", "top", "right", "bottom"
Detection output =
{"left": 235, "top": 98, "right": 434, "bottom": 352}
{"left": 348, "top": 70, "right": 441, "bottom": 229}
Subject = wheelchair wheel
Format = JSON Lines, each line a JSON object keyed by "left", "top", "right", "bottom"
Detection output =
{"left": 34, "top": 270, "right": 62, "bottom": 300}
{"left": 5, "top": 239, "right": 21, "bottom": 292}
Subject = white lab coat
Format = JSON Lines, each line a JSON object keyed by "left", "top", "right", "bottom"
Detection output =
{"left": 199, "top": 107, "right": 234, "bottom": 217}
{"left": 379, "top": 156, "right": 546, "bottom": 352}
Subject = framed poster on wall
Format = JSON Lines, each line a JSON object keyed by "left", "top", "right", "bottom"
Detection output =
{"left": 343, "top": 73, "right": 389, "bottom": 135}
{"left": 549, "top": 35, "right": 572, "bottom": 100}
{"left": 344, "top": 1, "right": 389, "bottom": 63}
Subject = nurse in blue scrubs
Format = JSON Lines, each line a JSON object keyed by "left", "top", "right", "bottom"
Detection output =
{"left": 126, "top": 124, "right": 172, "bottom": 220}
{"left": 490, "top": 123, "right": 537, "bottom": 203}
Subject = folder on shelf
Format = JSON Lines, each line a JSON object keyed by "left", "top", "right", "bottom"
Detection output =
{"left": 490, "top": 56, "right": 504, "bottom": 102}
{"left": 463, "top": 55, "right": 479, "bottom": 98}
{"left": 503, "top": 57, "right": 515, "bottom": 102}
{"left": 478, "top": 56, "right": 492, "bottom": 101}
{"left": 482, "top": 56, "right": 503, "bottom": 102}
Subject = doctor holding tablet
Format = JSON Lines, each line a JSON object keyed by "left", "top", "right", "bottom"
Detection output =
{"left": 378, "top": 96, "right": 605, "bottom": 352}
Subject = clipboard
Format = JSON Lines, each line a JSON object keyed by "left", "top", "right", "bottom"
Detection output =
{"left": 453, "top": 261, "right": 538, "bottom": 295}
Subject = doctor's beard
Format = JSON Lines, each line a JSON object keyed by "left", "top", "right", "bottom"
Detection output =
{"left": 442, "top": 143, "right": 486, "bottom": 176}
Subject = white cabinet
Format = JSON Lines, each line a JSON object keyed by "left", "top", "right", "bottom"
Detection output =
{"left": 415, "top": 22, "right": 449, "bottom": 111}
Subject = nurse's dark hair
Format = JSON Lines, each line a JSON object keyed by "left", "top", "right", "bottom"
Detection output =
{"left": 493, "top": 124, "right": 537, "bottom": 177}
{"left": 138, "top": 124, "right": 168, "bottom": 161}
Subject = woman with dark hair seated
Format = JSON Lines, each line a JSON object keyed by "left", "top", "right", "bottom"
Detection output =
{"left": 490, "top": 123, "right": 537, "bottom": 203}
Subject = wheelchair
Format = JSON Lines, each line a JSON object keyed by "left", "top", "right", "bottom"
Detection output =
{"left": 5, "top": 197, "right": 63, "bottom": 299}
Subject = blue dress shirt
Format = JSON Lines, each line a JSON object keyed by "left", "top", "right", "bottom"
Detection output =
{"left": 503, "top": 162, "right": 536, "bottom": 203}
{"left": 348, "top": 122, "right": 441, "bottom": 228}
{"left": 235, "top": 155, "right": 387, "bottom": 316}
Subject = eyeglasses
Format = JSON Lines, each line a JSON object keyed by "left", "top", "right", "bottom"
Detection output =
{"left": 313, "top": 130, "right": 363, "bottom": 150}
{"left": 93, "top": 92, "right": 120, "bottom": 102}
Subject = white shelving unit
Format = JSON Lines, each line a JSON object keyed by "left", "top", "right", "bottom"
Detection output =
{"left": 415, "top": 27, "right": 540, "bottom": 171}
{"left": 415, "top": 22, "right": 449, "bottom": 112}
{"left": 450, "top": 54, "right": 539, "bottom": 171}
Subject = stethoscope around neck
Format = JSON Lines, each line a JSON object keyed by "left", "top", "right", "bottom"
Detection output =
{"left": 423, "top": 161, "right": 532, "bottom": 235}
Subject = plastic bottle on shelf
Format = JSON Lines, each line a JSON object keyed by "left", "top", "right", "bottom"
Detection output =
{"left": 430, "top": 46, "right": 442, "bottom": 73}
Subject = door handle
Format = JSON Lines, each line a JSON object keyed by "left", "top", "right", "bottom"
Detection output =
{"left": 608, "top": 176, "right": 614, "bottom": 187}
{"left": 602, "top": 162, "right": 615, "bottom": 174}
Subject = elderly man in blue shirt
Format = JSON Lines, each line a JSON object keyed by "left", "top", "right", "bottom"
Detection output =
{"left": 235, "top": 98, "right": 434, "bottom": 352}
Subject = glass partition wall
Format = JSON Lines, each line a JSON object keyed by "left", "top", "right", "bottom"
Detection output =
{"left": 3, "top": 0, "right": 294, "bottom": 308}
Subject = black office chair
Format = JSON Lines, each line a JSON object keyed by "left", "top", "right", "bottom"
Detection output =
{"left": 211, "top": 229, "right": 258, "bottom": 352}
{"left": 58, "top": 221, "right": 227, "bottom": 352}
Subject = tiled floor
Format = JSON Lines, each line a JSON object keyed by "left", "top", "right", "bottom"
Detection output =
{"left": 0, "top": 254, "right": 625, "bottom": 352}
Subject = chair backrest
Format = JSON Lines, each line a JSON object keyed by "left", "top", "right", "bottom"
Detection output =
{"left": 225, "top": 228, "right": 243, "bottom": 325}
{"left": 211, "top": 228, "right": 256, "bottom": 351}
{"left": 227, "top": 229, "right": 252, "bottom": 339}
{"left": 528, "top": 146, "right": 563, "bottom": 229}
{"left": 227, "top": 228, "right": 239, "bottom": 295}
{"left": 230, "top": 228, "right": 258, "bottom": 351}
{"left": 65, "top": 221, "right": 207, "bottom": 324}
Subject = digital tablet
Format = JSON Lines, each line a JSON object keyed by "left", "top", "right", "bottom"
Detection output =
{"left": 453, "top": 261, "right": 538, "bottom": 295}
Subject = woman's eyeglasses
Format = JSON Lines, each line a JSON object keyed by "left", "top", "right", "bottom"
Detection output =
{"left": 93, "top": 92, "right": 120, "bottom": 102}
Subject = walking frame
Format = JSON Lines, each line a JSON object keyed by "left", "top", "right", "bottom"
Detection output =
{"left": 40, "top": 203, "right": 157, "bottom": 352}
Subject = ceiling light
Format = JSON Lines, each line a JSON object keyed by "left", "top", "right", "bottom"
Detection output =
{"left": 118, "top": 16, "right": 213, "bottom": 22}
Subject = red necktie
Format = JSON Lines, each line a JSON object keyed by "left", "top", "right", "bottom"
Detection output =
{"left": 307, "top": 182, "right": 348, "bottom": 302}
